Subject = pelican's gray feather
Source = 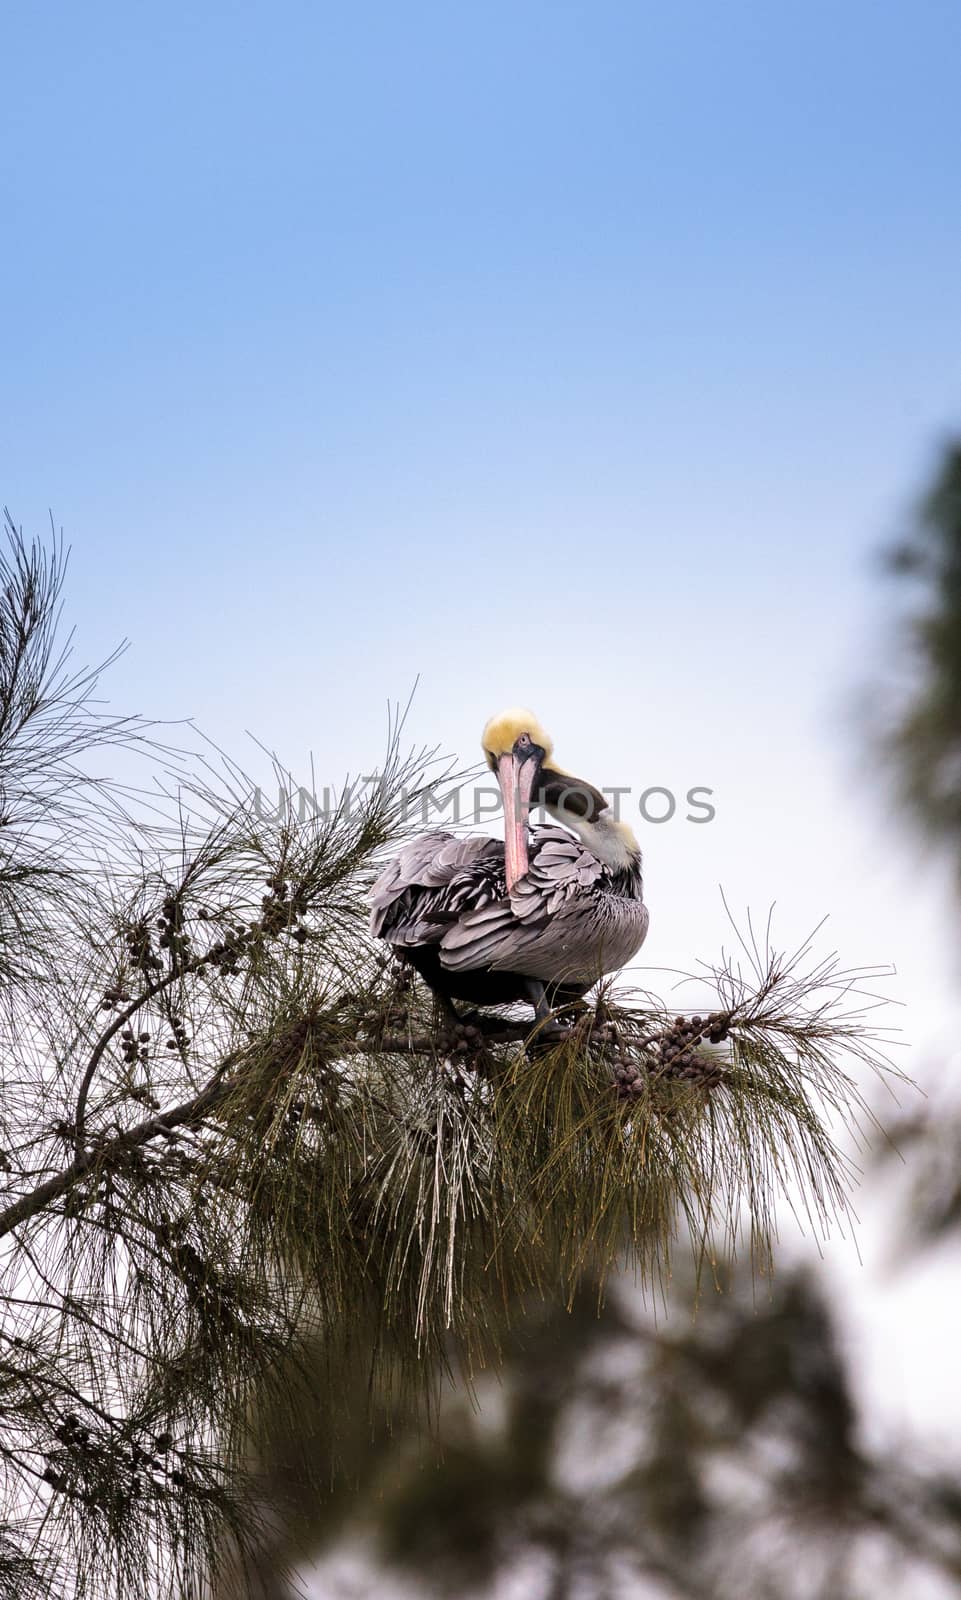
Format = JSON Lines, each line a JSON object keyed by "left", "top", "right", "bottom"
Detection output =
{"left": 370, "top": 824, "right": 649, "bottom": 990}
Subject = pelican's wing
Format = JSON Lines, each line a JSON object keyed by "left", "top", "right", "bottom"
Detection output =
{"left": 437, "top": 826, "right": 607, "bottom": 973}
{"left": 369, "top": 831, "right": 506, "bottom": 946}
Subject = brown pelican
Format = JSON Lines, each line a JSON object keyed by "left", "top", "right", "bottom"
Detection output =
{"left": 369, "top": 710, "right": 649, "bottom": 1026}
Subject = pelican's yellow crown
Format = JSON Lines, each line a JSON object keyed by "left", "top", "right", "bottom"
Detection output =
{"left": 481, "top": 707, "right": 554, "bottom": 768}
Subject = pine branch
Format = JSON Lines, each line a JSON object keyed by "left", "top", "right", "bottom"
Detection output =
{"left": 4, "top": 1022, "right": 535, "bottom": 1241}
{"left": 0, "top": 1071, "right": 229, "bottom": 1240}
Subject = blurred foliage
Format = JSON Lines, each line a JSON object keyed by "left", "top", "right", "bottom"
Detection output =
{"left": 872, "top": 437, "right": 961, "bottom": 1263}
{"left": 880, "top": 440, "right": 961, "bottom": 885}
{"left": 881, "top": 1102, "right": 961, "bottom": 1254}
{"left": 229, "top": 1261, "right": 961, "bottom": 1599}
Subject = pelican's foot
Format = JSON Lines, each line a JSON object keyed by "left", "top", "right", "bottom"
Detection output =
{"left": 431, "top": 993, "right": 463, "bottom": 1028}
{"left": 534, "top": 1019, "right": 572, "bottom": 1041}
{"left": 524, "top": 1022, "right": 574, "bottom": 1061}
{"left": 454, "top": 1008, "right": 514, "bottom": 1038}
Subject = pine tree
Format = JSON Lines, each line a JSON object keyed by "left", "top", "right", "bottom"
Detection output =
{"left": 0, "top": 513, "right": 898, "bottom": 1599}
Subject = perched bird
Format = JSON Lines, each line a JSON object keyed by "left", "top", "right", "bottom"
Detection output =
{"left": 369, "top": 709, "right": 649, "bottom": 1026}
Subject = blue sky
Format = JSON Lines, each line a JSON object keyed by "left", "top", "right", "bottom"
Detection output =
{"left": 4, "top": 0, "right": 961, "bottom": 1514}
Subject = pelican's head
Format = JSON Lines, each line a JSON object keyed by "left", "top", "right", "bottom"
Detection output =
{"left": 481, "top": 707, "right": 553, "bottom": 769}
{"left": 481, "top": 706, "right": 641, "bottom": 880}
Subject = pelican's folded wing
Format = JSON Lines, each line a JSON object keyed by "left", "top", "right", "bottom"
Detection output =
{"left": 369, "top": 832, "right": 506, "bottom": 945}
{"left": 438, "top": 826, "right": 605, "bottom": 973}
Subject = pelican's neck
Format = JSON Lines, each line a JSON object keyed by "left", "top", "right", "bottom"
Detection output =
{"left": 546, "top": 805, "right": 641, "bottom": 873}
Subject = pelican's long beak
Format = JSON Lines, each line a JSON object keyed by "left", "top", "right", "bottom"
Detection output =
{"left": 496, "top": 733, "right": 544, "bottom": 892}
